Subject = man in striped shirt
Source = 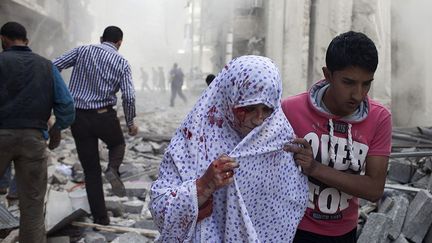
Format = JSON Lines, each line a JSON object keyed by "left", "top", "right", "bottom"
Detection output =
{"left": 53, "top": 26, "right": 137, "bottom": 225}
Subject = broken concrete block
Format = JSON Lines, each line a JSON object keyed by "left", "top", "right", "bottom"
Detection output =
{"left": 149, "top": 141, "right": 168, "bottom": 154}
{"left": 377, "top": 196, "right": 394, "bottom": 214}
{"left": 47, "top": 236, "right": 70, "bottom": 243}
{"left": 124, "top": 181, "right": 150, "bottom": 198}
{"left": 84, "top": 232, "right": 107, "bottom": 243}
{"left": 424, "top": 222, "right": 432, "bottom": 243}
{"left": 423, "top": 158, "right": 432, "bottom": 172}
{"left": 412, "top": 174, "right": 430, "bottom": 189}
{"left": 119, "top": 163, "right": 145, "bottom": 179}
{"left": 123, "top": 200, "right": 144, "bottom": 214}
{"left": 0, "top": 202, "right": 19, "bottom": 230}
{"left": 388, "top": 160, "right": 415, "bottom": 184}
{"left": 45, "top": 190, "right": 73, "bottom": 232}
{"left": 133, "top": 143, "right": 153, "bottom": 153}
{"left": 133, "top": 219, "right": 158, "bottom": 231}
{"left": 1, "top": 229, "right": 19, "bottom": 243}
{"left": 393, "top": 234, "right": 409, "bottom": 243}
{"left": 69, "top": 188, "right": 91, "bottom": 213}
{"left": 427, "top": 175, "right": 432, "bottom": 192}
{"left": 111, "top": 232, "right": 151, "bottom": 243}
{"left": 383, "top": 196, "right": 410, "bottom": 240}
{"left": 357, "top": 213, "right": 392, "bottom": 243}
{"left": 98, "top": 231, "right": 118, "bottom": 242}
{"left": 105, "top": 196, "right": 125, "bottom": 217}
{"left": 402, "top": 190, "right": 432, "bottom": 243}
{"left": 411, "top": 168, "right": 427, "bottom": 183}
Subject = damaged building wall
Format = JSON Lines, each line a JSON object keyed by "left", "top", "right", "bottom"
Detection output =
{"left": 352, "top": 0, "right": 391, "bottom": 108}
{"left": 0, "top": 0, "right": 93, "bottom": 59}
{"left": 391, "top": 0, "right": 432, "bottom": 127}
{"left": 265, "top": 0, "right": 310, "bottom": 97}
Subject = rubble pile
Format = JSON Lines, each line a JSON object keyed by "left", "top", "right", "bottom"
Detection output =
{"left": 0, "top": 102, "right": 190, "bottom": 242}
{"left": 1, "top": 92, "right": 432, "bottom": 242}
{"left": 357, "top": 127, "right": 432, "bottom": 243}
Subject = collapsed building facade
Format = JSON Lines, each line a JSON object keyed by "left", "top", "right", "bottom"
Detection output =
{"left": 188, "top": 0, "right": 432, "bottom": 127}
{"left": 0, "top": 0, "right": 93, "bottom": 60}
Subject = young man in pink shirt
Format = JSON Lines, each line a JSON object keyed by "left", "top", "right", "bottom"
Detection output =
{"left": 283, "top": 31, "right": 392, "bottom": 242}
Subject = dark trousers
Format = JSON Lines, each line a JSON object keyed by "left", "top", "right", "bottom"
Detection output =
{"left": 170, "top": 83, "right": 187, "bottom": 106}
{"left": 293, "top": 228, "right": 357, "bottom": 243}
{"left": 0, "top": 129, "right": 48, "bottom": 243}
{"left": 71, "top": 108, "right": 125, "bottom": 220}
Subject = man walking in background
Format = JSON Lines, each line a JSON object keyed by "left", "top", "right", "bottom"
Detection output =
{"left": 53, "top": 26, "right": 138, "bottom": 225}
{"left": 169, "top": 62, "right": 187, "bottom": 107}
{"left": 0, "top": 21, "right": 75, "bottom": 243}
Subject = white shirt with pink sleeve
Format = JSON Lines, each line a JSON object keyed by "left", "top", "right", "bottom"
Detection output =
{"left": 281, "top": 80, "right": 392, "bottom": 237}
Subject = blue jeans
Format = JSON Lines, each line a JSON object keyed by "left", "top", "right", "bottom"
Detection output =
{"left": 0, "top": 165, "right": 17, "bottom": 194}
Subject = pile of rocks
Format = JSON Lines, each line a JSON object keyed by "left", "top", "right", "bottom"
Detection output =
{"left": 357, "top": 127, "right": 432, "bottom": 243}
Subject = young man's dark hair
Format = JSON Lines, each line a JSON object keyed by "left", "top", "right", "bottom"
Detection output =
{"left": 0, "top": 21, "right": 27, "bottom": 40}
{"left": 325, "top": 31, "right": 378, "bottom": 73}
{"left": 101, "top": 26, "right": 123, "bottom": 43}
{"left": 205, "top": 74, "right": 215, "bottom": 86}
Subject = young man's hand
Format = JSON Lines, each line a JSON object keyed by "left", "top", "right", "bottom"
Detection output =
{"left": 284, "top": 138, "right": 318, "bottom": 176}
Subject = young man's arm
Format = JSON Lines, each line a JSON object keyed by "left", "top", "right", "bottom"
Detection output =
{"left": 286, "top": 140, "right": 388, "bottom": 202}
{"left": 52, "top": 47, "right": 79, "bottom": 71}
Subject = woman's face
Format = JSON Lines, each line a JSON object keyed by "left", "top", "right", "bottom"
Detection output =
{"left": 232, "top": 104, "right": 273, "bottom": 138}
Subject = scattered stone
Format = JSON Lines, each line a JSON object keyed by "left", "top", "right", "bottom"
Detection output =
{"left": 1, "top": 229, "right": 19, "bottom": 243}
{"left": 111, "top": 232, "right": 151, "bottom": 243}
{"left": 123, "top": 200, "right": 144, "bottom": 214}
{"left": 382, "top": 196, "right": 409, "bottom": 240}
{"left": 48, "top": 236, "right": 70, "bottom": 243}
{"left": 84, "top": 232, "right": 107, "bottom": 243}
{"left": 357, "top": 213, "right": 392, "bottom": 243}
{"left": 133, "top": 219, "right": 158, "bottom": 231}
{"left": 124, "top": 181, "right": 149, "bottom": 198}
{"left": 387, "top": 159, "right": 415, "bottom": 184}
{"left": 402, "top": 190, "right": 432, "bottom": 243}
{"left": 133, "top": 143, "right": 153, "bottom": 153}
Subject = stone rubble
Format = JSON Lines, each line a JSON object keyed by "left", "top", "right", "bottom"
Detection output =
{"left": 1, "top": 91, "right": 432, "bottom": 242}
{"left": 356, "top": 127, "right": 432, "bottom": 242}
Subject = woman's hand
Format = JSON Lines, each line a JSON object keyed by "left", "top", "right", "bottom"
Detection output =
{"left": 196, "top": 154, "right": 239, "bottom": 206}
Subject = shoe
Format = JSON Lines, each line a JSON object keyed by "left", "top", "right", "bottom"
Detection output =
{"left": 104, "top": 168, "right": 126, "bottom": 197}
{"left": 94, "top": 215, "right": 110, "bottom": 225}
{"left": 0, "top": 188, "right": 7, "bottom": 195}
{"left": 6, "top": 192, "right": 18, "bottom": 200}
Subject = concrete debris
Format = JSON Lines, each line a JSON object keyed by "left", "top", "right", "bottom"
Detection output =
{"left": 122, "top": 200, "right": 144, "bottom": 214}
{"left": 84, "top": 232, "right": 107, "bottom": 243}
{"left": 111, "top": 232, "right": 152, "bottom": 243}
{"left": 358, "top": 127, "right": 432, "bottom": 243}
{"left": 0, "top": 90, "right": 195, "bottom": 241}
{"left": 357, "top": 213, "right": 392, "bottom": 243}
{"left": 402, "top": 190, "right": 432, "bottom": 243}
{"left": 48, "top": 236, "right": 70, "bottom": 243}
{"left": 2, "top": 98, "right": 432, "bottom": 243}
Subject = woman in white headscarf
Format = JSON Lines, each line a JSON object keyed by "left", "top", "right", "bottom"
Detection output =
{"left": 150, "top": 55, "right": 308, "bottom": 242}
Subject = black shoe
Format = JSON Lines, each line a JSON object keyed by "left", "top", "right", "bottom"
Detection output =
{"left": 0, "top": 187, "right": 7, "bottom": 195}
{"left": 104, "top": 167, "right": 126, "bottom": 197}
{"left": 94, "top": 216, "right": 110, "bottom": 226}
